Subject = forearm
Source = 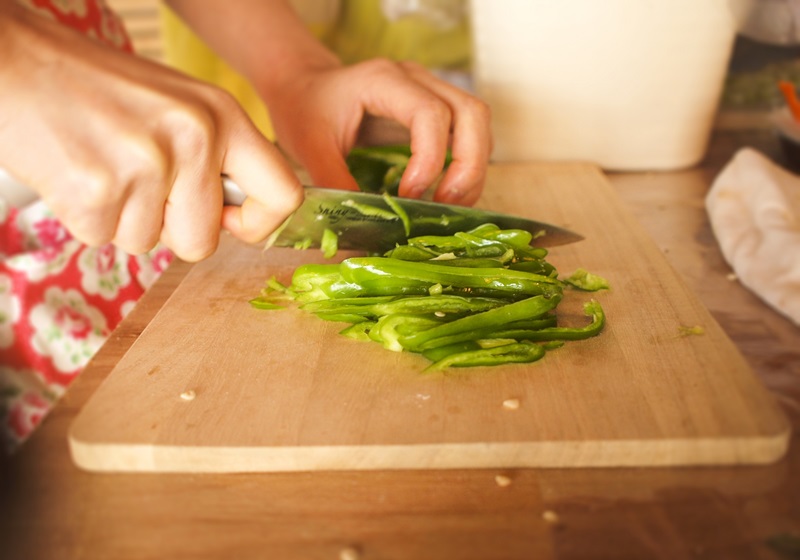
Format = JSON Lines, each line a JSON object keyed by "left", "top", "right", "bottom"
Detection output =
{"left": 164, "top": 0, "right": 491, "bottom": 205}
{"left": 164, "top": 0, "right": 341, "bottom": 101}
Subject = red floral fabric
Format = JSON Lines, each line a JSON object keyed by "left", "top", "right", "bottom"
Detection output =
{"left": 19, "top": 0, "right": 133, "bottom": 51}
{"left": 0, "top": 0, "right": 173, "bottom": 452}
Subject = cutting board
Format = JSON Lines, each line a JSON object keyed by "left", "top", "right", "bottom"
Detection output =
{"left": 69, "top": 162, "right": 791, "bottom": 472}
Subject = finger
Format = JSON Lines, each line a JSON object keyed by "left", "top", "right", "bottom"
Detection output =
{"left": 289, "top": 129, "right": 360, "bottom": 192}
{"left": 351, "top": 60, "right": 452, "bottom": 198}
{"left": 160, "top": 162, "right": 223, "bottom": 262}
{"left": 399, "top": 62, "right": 492, "bottom": 206}
{"left": 111, "top": 178, "right": 166, "bottom": 254}
{"left": 220, "top": 126, "right": 303, "bottom": 244}
{"left": 44, "top": 169, "right": 121, "bottom": 247}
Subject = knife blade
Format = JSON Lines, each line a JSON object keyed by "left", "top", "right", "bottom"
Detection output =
{"left": 222, "top": 179, "right": 583, "bottom": 253}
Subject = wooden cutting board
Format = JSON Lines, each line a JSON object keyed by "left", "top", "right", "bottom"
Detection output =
{"left": 69, "top": 162, "right": 791, "bottom": 472}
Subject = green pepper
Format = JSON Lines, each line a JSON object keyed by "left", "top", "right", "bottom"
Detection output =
{"left": 421, "top": 340, "right": 482, "bottom": 363}
{"left": 424, "top": 341, "right": 547, "bottom": 372}
{"left": 422, "top": 257, "right": 509, "bottom": 269}
{"left": 400, "top": 293, "right": 562, "bottom": 351}
{"left": 508, "top": 259, "right": 558, "bottom": 277}
{"left": 340, "top": 258, "right": 562, "bottom": 299}
{"left": 346, "top": 144, "right": 453, "bottom": 196}
{"left": 494, "top": 300, "right": 605, "bottom": 341}
{"left": 369, "top": 313, "right": 445, "bottom": 352}
{"left": 248, "top": 297, "right": 285, "bottom": 310}
{"left": 254, "top": 223, "right": 609, "bottom": 371}
{"left": 321, "top": 228, "right": 338, "bottom": 259}
{"left": 289, "top": 263, "right": 343, "bottom": 302}
{"left": 382, "top": 192, "right": 411, "bottom": 236}
{"left": 339, "top": 321, "right": 374, "bottom": 341}
{"left": 420, "top": 316, "right": 559, "bottom": 349}
{"left": 383, "top": 245, "right": 439, "bottom": 261}
{"left": 563, "top": 268, "right": 611, "bottom": 291}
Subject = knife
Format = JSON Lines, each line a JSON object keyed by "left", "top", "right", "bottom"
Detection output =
{"left": 222, "top": 179, "right": 583, "bottom": 253}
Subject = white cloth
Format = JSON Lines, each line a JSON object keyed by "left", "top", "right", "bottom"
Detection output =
{"left": 706, "top": 148, "right": 800, "bottom": 325}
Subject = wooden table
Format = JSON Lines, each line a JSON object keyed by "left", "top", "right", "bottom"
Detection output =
{"left": 2, "top": 129, "right": 799, "bottom": 560}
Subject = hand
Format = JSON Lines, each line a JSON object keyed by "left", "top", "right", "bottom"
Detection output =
{"left": 262, "top": 58, "right": 492, "bottom": 206}
{"left": 0, "top": 5, "right": 302, "bottom": 262}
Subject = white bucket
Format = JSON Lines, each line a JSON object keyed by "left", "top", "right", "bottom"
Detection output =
{"left": 469, "top": 0, "right": 738, "bottom": 170}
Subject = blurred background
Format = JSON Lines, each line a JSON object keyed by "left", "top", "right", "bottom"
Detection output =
{"left": 105, "top": 0, "right": 800, "bottom": 168}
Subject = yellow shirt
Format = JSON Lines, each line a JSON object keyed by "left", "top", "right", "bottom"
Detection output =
{"left": 160, "top": 0, "right": 471, "bottom": 139}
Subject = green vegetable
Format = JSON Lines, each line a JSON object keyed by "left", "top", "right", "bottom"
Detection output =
{"left": 563, "top": 268, "right": 610, "bottom": 291}
{"left": 293, "top": 238, "right": 312, "bottom": 250}
{"left": 248, "top": 297, "right": 285, "bottom": 310}
{"left": 382, "top": 192, "right": 411, "bottom": 236}
{"left": 341, "top": 199, "right": 400, "bottom": 222}
{"left": 678, "top": 325, "right": 705, "bottom": 337}
{"left": 346, "top": 144, "right": 453, "bottom": 195}
{"left": 425, "top": 341, "right": 547, "bottom": 372}
{"left": 252, "top": 224, "right": 608, "bottom": 370}
{"left": 321, "top": 228, "right": 338, "bottom": 259}
{"left": 398, "top": 294, "right": 562, "bottom": 352}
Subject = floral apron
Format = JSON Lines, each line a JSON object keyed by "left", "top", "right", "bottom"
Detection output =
{"left": 0, "top": 0, "right": 173, "bottom": 453}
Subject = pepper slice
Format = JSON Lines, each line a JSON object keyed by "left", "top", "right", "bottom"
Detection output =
{"left": 424, "top": 341, "right": 547, "bottom": 372}
{"left": 340, "top": 257, "right": 562, "bottom": 299}
{"left": 400, "top": 293, "right": 562, "bottom": 352}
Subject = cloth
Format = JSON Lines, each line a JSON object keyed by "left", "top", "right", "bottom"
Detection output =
{"left": 0, "top": 0, "right": 174, "bottom": 453}
{"left": 706, "top": 147, "right": 800, "bottom": 326}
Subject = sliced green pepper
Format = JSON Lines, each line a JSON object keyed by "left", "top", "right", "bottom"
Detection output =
{"left": 424, "top": 341, "right": 547, "bottom": 372}
{"left": 255, "top": 223, "right": 609, "bottom": 371}
{"left": 400, "top": 293, "right": 562, "bottom": 352}
{"left": 340, "top": 258, "right": 562, "bottom": 299}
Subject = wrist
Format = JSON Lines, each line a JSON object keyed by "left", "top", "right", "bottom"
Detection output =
{"left": 251, "top": 43, "right": 341, "bottom": 107}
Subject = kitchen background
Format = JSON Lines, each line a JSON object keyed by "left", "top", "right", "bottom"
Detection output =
{"left": 106, "top": 0, "right": 800, "bottom": 139}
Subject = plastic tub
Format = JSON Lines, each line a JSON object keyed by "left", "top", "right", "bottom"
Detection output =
{"left": 469, "top": 0, "right": 738, "bottom": 170}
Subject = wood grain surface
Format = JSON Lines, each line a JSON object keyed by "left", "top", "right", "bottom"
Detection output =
{"left": 4, "top": 133, "right": 799, "bottom": 560}
{"left": 67, "top": 162, "right": 791, "bottom": 472}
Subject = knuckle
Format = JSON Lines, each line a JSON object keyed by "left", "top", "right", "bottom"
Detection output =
{"left": 420, "top": 97, "right": 452, "bottom": 123}
{"left": 466, "top": 96, "right": 492, "bottom": 121}
{"left": 121, "top": 138, "right": 172, "bottom": 188}
{"left": 358, "top": 57, "right": 400, "bottom": 77}
{"left": 200, "top": 83, "right": 239, "bottom": 109}
{"left": 65, "top": 167, "right": 117, "bottom": 212}
{"left": 159, "top": 102, "right": 218, "bottom": 155}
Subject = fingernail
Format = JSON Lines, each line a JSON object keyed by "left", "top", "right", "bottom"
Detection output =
{"left": 406, "top": 184, "right": 428, "bottom": 199}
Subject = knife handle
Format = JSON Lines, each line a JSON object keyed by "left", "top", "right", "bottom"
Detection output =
{"left": 221, "top": 176, "right": 245, "bottom": 206}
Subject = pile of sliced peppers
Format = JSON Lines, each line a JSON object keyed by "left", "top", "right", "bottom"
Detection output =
{"left": 251, "top": 223, "right": 609, "bottom": 372}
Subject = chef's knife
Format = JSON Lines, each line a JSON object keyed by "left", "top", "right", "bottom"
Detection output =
{"left": 222, "top": 179, "right": 583, "bottom": 253}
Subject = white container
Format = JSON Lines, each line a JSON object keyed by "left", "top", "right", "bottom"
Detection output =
{"left": 469, "top": 0, "right": 738, "bottom": 170}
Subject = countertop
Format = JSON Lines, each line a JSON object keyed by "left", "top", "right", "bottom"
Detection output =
{"left": 2, "top": 127, "right": 799, "bottom": 560}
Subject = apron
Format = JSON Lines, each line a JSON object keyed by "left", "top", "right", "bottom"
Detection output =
{"left": 0, "top": 0, "right": 174, "bottom": 453}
